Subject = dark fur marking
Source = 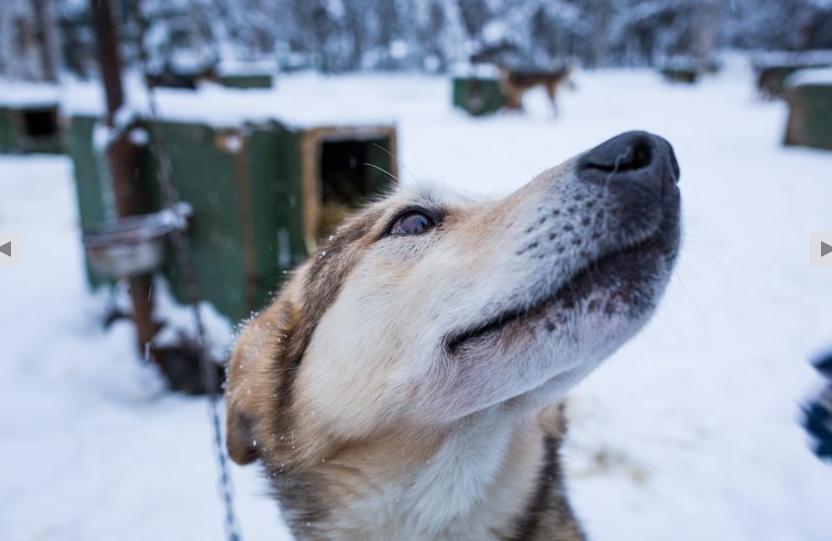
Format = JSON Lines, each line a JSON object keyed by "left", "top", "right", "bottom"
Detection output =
{"left": 508, "top": 408, "right": 584, "bottom": 541}
{"left": 264, "top": 210, "right": 384, "bottom": 530}
{"left": 509, "top": 435, "right": 557, "bottom": 540}
{"left": 271, "top": 209, "right": 383, "bottom": 416}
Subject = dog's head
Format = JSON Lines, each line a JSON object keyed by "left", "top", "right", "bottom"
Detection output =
{"left": 227, "top": 131, "right": 681, "bottom": 470}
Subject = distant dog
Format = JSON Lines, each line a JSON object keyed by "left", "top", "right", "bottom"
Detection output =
{"left": 501, "top": 67, "right": 572, "bottom": 113}
{"left": 226, "top": 131, "right": 681, "bottom": 540}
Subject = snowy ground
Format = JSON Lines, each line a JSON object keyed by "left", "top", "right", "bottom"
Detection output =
{"left": 2, "top": 59, "right": 832, "bottom": 540}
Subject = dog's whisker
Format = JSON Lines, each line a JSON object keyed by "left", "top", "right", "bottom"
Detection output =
{"left": 363, "top": 162, "right": 400, "bottom": 182}
{"left": 668, "top": 270, "right": 707, "bottom": 323}
{"left": 371, "top": 142, "right": 417, "bottom": 184}
{"left": 676, "top": 242, "right": 725, "bottom": 265}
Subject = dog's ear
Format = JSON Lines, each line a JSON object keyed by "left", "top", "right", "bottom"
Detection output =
{"left": 226, "top": 317, "right": 268, "bottom": 465}
{"left": 226, "top": 298, "right": 296, "bottom": 465}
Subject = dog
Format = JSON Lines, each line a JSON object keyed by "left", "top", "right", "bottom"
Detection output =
{"left": 500, "top": 67, "right": 572, "bottom": 113}
{"left": 226, "top": 131, "right": 681, "bottom": 540}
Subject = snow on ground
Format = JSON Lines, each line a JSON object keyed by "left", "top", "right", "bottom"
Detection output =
{"left": 2, "top": 58, "right": 832, "bottom": 540}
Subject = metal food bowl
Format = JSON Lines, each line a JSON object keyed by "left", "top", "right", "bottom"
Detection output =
{"left": 82, "top": 204, "right": 191, "bottom": 279}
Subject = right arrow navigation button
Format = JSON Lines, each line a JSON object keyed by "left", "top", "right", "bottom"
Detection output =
{"left": 811, "top": 232, "right": 832, "bottom": 267}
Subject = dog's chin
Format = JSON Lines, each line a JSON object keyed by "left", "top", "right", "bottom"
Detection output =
{"left": 445, "top": 221, "right": 679, "bottom": 359}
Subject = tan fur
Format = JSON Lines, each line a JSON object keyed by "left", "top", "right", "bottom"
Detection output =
{"left": 225, "top": 135, "right": 680, "bottom": 539}
{"left": 226, "top": 198, "right": 586, "bottom": 540}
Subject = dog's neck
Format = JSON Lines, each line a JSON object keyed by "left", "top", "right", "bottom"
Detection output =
{"left": 269, "top": 406, "right": 583, "bottom": 541}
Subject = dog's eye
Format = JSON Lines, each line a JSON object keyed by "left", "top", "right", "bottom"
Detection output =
{"left": 389, "top": 210, "right": 435, "bottom": 236}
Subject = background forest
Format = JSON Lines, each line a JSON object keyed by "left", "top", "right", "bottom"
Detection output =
{"left": 3, "top": 0, "right": 832, "bottom": 82}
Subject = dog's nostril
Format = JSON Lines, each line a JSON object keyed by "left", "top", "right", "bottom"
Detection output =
{"left": 577, "top": 130, "right": 679, "bottom": 190}
{"left": 627, "top": 141, "right": 652, "bottom": 171}
{"left": 581, "top": 132, "right": 655, "bottom": 173}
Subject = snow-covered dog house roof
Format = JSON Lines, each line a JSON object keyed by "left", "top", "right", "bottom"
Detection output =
{"left": 785, "top": 68, "right": 832, "bottom": 89}
{"left": 64, "top": 81, "right": 395, "bottom": 129}
{"left": 0, "top": 79, "right": 63, "bottom": 154}
{"left": 752, "top": 50, "right": 832, "bottom": 98}
{"left": 0, "top": 79, "right": 60, "bottom": 108}
{"left": 65, "top": 84, "right": 398, "bottom": 321}
{"left": 752, "top": 50, "right": 832, "bottom": 70}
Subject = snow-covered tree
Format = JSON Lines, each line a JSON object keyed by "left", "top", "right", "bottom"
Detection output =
{"left": 0, "top": 0, "right": 60, "bottom": 82}
{"left": 4, "top": 0, "right": 829, "bottom": 81}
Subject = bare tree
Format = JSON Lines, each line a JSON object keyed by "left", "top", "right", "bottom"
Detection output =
{"left": 0, "top": 0, "right": 59, "bottom": 81}
{"left": 32, "top": 0, "right": 59, "bottom": 82}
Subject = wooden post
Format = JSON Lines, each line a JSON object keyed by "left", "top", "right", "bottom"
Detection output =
{"left": 88, "top": 0, "right": 157, "bottom": 356}
{"left": 88, "top": 0, "right": 124, "bottom": 122}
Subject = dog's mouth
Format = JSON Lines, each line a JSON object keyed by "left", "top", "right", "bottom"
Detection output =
{"left": 445, "top": 228, "right": 676, "bottom": 355}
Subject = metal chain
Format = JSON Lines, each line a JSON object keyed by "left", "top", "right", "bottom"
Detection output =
{"left": 144, "top": 89, "right": 243, "bottom": 541}
{"left": 133, "top": 5, "right": 242, "bottom": 539}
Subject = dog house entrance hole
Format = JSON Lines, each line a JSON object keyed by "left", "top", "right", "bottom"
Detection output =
{"left": 22, "top": 108, "right": 59, "bottom": 139}
{"left": 317, "top": 138, "right": 386, "bottom": 239}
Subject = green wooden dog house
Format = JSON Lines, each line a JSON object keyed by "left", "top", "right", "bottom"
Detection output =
{"left": 0, "top": 83, "right": 63, "bottom": 154}
{"left": 218, "top": 73, "right": 274, "bottom": 89}
{"left": 452, "top": 75, "right": 505, "bottom": 116}
{"left": 784, "top": 69, "right": 832, "bottom": 151}
{"left": 67, "top": 103, "right": 397, "bottom": 322}
{"left": 155, "top": 119, "right": 396, "bottom": 320}
{"left": 451, "top": 64, "right": 507, "bottom": 116}
{"left": 216, "top": 61, "right": 276, "bottom": 89}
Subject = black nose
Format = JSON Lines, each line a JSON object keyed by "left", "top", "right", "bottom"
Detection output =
{"left": 577, "top": 131, "right": 680, "bottom": 195}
